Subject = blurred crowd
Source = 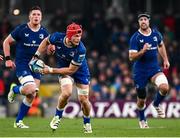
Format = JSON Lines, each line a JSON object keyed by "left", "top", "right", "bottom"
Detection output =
{"left": 0, "top": 9, "right": 180, "bottom": 106}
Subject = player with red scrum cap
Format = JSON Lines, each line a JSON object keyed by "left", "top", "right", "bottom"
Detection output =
{"left": 31, "top": 22, "right": 92, "bottom": 133}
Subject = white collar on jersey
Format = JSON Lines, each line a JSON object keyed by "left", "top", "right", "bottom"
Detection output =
{"left": 27, "top": 23, "right": 41, "bottom": 32}
{"left": 138, "top": 28, "right": 152, "bottom": 36}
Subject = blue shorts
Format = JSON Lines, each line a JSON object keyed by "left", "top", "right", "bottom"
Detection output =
{"left": 16, "top": 68, "right": 41, "bottom": 80}
{"left": 133, "top": 67, "right": 161, "bottom": 89}
{"left": 72, "top": 74, "right": 90, "bottom": 85}
{"left": 59, "top": 74, "right": 90, "bottom": 85}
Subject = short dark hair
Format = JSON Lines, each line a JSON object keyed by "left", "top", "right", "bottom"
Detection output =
{"left": 29, "top": 6, "right": 42, "bottom": 14}
{"left": 138, "top": 13, "right": 150, "bottom": 20}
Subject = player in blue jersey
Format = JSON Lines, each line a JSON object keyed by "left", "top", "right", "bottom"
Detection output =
{"left": 31, "top": 22, "right": 92, "bottom": 133}
{"left": 129, "top": 13, "right": 170, "bottom": 128}
{"left": 3, "top": 6, "right": 49, "bottom": 128}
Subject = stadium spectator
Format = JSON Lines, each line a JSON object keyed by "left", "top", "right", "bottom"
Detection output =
{"left": 48, "top": 9, "right": 67, "bottom": 32}
{"left": 0, "top": 16, "right": 13, "bottom": 46}
{"left": 0, "top": 77, "right": 5, "bottom": 104}
{"left": 28, "top": 94, "right": 42, "bottom": 117}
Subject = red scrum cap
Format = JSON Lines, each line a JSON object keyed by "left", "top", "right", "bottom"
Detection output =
{"left": 66, "top": 23, "right": 82, "bottom": 40}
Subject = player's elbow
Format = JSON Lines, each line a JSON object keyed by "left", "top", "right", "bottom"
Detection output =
{"left": 129, "top": 52, "right": 137, "bottom": 61}
{"left": 3, "top": 38, "right": 9, "bottom": 47}
{"left": 3, "top": 36, "right": 13, "bottom": 48}
{"left": 129, "top": 55, "right": 134, "bottom": 61}
{"left": 129, "top": 57, "right": 133, "bottom": 61}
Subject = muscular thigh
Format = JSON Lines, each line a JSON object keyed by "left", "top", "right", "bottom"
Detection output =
{"left": 59, "top": 75, "right": 74, "bottom": 95}
{"left": 151, "top": 72, "right": 168, "bottom": 87}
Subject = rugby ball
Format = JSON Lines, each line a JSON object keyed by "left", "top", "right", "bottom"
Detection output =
{"left": 29, "top": 59, "right": 45, "bottom": 73}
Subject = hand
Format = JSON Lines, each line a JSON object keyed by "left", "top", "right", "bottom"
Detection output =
{"left": 163, "top": 60, "right": 170, "bottom": 69}
{"left": 29, "top": 56, "right": 39, "bottom": 68}
{"left": 40, "top": 65, "right": 53, "bottom": 74}
{"left": 5, "top": 60, "right": 16, "bottom": 69}
{"left": 0, "top": 55, "right": 3, "bottom": 61}
{"left": 142, "top": 43, "right": 151, "bottom": 53}
{"left": 47, "top": 44, "right": 55, "bottom": 55}
{"left": 29, "top": 59, "right": 45, "bottom": 73}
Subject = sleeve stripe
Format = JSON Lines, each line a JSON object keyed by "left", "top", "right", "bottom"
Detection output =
{"left": 47, "top": 35, "right": 51, "bottom": 44}
{"left": 71, "top": 62, "right": 80, "bottom": 66}
{"left": 129, "top": 50, "right": 138, "bottom": 53}
{"left": 71, "top": 60, "right": 82, "bottom": 66}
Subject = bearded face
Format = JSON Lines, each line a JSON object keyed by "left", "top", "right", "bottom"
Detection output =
{"left": 138, "top": 17, "right": 150, "bottom": 31}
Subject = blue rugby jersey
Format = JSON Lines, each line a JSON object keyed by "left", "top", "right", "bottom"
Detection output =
{"left": 129, "top": 28, "right": 163, "bottom": 72}
{"left": 11, "top": 23, "right": 49, "bottom": 71}
{"left": 48, "top": 32, "right": 90, "bottom": 83}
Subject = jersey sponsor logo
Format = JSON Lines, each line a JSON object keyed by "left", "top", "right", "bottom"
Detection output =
{"left": 24, "top": 43, "right": 39, "bottom": 47}
{"left": 153, "top": 36, "right": 158, "bottom": 42}
{"left": 39, "top": 34, "right": 44, "bottom": 39}
{"left": 149, "top": 47, "right": 157, "bottom": 50}
{"left": 25, "top": 33, "right": 29, "bottom": 37}
{"left": 140, "top": 39, "right": 144, "bottom": 43}
{"left": 146, "top": 43, "right": 158, "bottom": 51}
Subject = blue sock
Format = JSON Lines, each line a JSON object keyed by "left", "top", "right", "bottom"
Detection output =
{"left": 13, "top": 85, "right": 22, "bottom": 94}
{"left": 83, "top": 116, "right": 90, "bottom": 124}
{"left": 55, "top": 108, "right": 64, "bottom": 118}
{"left": 153, "top": 91, "right": 165, "bottom": 107}
{"left": 16, "top": 102, "right": 30, "bottom": 123}
{"left": 138, "top": 108, "right": 146, "bottom": 121}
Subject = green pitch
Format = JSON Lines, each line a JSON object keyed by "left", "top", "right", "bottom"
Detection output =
{"left": 0, "top": 118, "right": 180, "bottom": 137}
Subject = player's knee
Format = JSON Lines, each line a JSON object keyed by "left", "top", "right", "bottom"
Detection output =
{"left": 61, "top": 91, "right": 72, "bottom": 99}
{"left": 24, "top": 86, "right": 37, "bottom": 95}
{"left": 26, "top": 94, "right": 35, "bottom": 103}
{"left": 159, "top": 84, "right": 169, "bottom": 95}
{"left": 79, "top": 95, "right": 89, "bottom": 105}
{"left": 136, "top": 88, "right": 146, "bottom": 99}
{"left": 60, "top": 77, "right": 73, "bottom": 97}
{"left": 137, "top": 98, "right": 145, "bottom": 109}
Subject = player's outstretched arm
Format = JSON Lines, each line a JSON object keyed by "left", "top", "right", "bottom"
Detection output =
{"left": 34, "top": 37, "right": 50, "bottom": 58}
{"left": 158, "top": 42, "right": 170, "bottom": 69}
{"left": 3, "top": 35, "right": 16, "bottom": 68}
{"left": 42, "top": 63, "right": 79, "bottom": 75}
